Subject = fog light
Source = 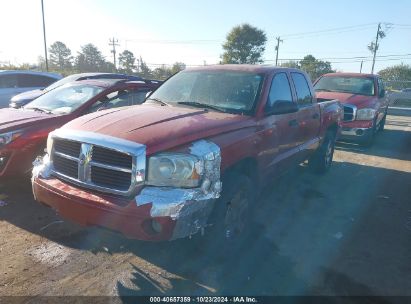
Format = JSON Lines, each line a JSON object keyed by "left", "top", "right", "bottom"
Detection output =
{"left": 151, "top": 219, "right": 163, "bottom": 234}
{"left": 356, "top": 129, "right": 364, "bottom": 136}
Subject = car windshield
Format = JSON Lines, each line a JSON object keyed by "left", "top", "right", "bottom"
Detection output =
{"left": 24, "top": 83, "right": 104, "bottom": 114}
{"left": 148, "top": 70, "right": 264, "bottom": 114}
{"left": 44, "top": 74, "right": 81, "bottom": 91}
{"left": 315, "top": 76, "right": 375, "bottom": 96}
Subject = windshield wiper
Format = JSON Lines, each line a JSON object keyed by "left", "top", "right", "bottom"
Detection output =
{"left": 146, "top": 98, "right": 170, "bottom": 106}
{"left": 24, "top": 107, "right": 52, "bottom": 114}
{"left": 177, "top": 101, "right": 227, "bottom": 113}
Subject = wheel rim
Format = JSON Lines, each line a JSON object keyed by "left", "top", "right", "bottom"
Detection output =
{"left": 224, "top": 188, "right": 249, "bottom": 238}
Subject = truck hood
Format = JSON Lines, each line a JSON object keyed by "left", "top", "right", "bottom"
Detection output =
{"left": 316, "top": 91, "right": 377, "bottom": 108}
{"left": 0, "top": 108, "right": 58, "bottom": 132}
{"left": 62, "top": 104, "right": 253, "bottom": 154}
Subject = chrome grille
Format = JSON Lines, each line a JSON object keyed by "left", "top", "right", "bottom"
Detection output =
{"left": 49, "top": 129, "right": 146, "bottom": 196}
{"left": 343, "top": 104, "right": 357, "bottom": 121}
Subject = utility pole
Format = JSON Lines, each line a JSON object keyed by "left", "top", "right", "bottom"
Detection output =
{"left": 109, "top": 37, "right": 120, "bottom": 69}
{"left": 371, "top": 23, "right": 381, "bottom": 74}
{"left": 41, "top": 0, "right": 48, "bottom": 71}
{"left": 360, "top": 60, "right": 363, "bottom": 73}
{"left": 275, "top": 36, "right": 283, "bottom": 66}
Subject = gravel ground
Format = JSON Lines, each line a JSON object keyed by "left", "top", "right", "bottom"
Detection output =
{"left": 0, "top": 114, "right": 410, "bottom": 297}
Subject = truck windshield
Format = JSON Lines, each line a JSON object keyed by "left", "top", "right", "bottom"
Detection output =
{"left": 148, "top": 70, "right": 263, "bottom": 114}
{"left": 24, "top": 83, "right": 104, "bottom": 114}
{"left": 315, "top": 76, "right": 375, "bottom": 96}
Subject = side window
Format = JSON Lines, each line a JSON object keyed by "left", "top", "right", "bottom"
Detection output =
{"left": 89, "top": 89, "right": 146, "bottom": 113}
{"left": 0, "top": 75, "right": 18, "bottom": 88}
{"left": 17, "top": 74, "right": 56, "bottom": 88}
{"left": 265, "top": 73, "right": 293, "bottom": 112}
{"left": 291, "top": 73, "right": 312, "bottom": 105}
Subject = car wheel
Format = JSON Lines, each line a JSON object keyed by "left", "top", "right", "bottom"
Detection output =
{"left": 309, "top": 130, "right": 336, "bottom": 174}
{"left": 361, "top": 118, "right": 378, "bottom": 147}
{"left": 378, "top": 113, "right": 387, "bottom": 132}
{"left": 208, "top": 172, "right": 254, "bottom": 244}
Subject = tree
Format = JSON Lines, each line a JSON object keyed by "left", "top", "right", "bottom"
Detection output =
{"left": 137, "top": 57, "right": 153, "bottom": 79}
{"left": 75, "top": 43, "right": 107, "bottom": 72}
{"left": 221, "top": 24, "right": 267, "bottom": 64}
{"left": 118, "top": 50, "right": 136, "bottom": 74}
{"left": 280, "top": 60, "right": 299, "bottom": 69}
{"left": 379, "top": 64, "right": 411, "bottom": 90}
{"left": 152, "top": 65, "right": 173, "bottom": 80}
{"left": 170, "top": 62, "right": 186, "bottom": 75}
{"left": 49, "top": 41, "right": 72, "bottom": 70}
{"left": 299, "top": 55, "right": 334, "bottom": 81}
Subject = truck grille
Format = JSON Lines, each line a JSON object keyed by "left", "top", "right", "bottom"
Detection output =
{"left": 49, "top": 130, "right": 146, "bottom": 196}
{"left": 343, "top": 104, "right": 357, "bottom": 121}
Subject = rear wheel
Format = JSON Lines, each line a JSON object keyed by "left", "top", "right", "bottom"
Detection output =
{"left": 309, "top": 131, "right": 336, "bottom": 174}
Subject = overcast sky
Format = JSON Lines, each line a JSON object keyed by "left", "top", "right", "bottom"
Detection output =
{"left": 1, "top": 0, "right": 410, "bottom": 73}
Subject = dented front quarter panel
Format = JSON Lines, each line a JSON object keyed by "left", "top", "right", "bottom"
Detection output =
{"left": 135, "top": 139, "right": 222, "bottom": 240}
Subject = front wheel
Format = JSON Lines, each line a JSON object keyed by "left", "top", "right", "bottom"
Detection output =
{"left": 208, "top": 172, "right": 254, "bottom": 243}
{"left": 309, "top": 131, "right": 336, "bottom": 174}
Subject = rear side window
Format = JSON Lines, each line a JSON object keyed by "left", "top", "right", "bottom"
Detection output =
{"left": 291, "top": 72, "right": 312, "bottom": 105}
{"left": 0, "top": 74, "right": 18, "bottom": 88}
{"left": 17, "top": 74, "right": 57, "bottom": 88}
{"left": 377, "top": 78, "right": 385, "bottom": 96}
{"left": 266, "top": 73, "right": 293, "bottom": 112}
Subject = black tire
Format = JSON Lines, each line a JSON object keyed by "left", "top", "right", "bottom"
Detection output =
{"left": 361, "top": 117, "right": 377, "bottom": 147}
{"left": 309, "top": 131, "right": 336, "bottom": 174}
{"left": 378, "top": 113, "right": 387, "bottom": 132}
{"left": 208, "top": 172, "right": 254, "bottom": 243}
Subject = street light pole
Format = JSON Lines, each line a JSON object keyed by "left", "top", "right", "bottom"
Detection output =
{"left": 41, "top": 0, "right": 49, "bottom": 71}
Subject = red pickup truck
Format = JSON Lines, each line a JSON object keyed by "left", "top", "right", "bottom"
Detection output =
{"left": 0, "top": 79, "right": 159, "bottom": 179}
{"left": 314, "top": 73, "right": 389, "bottom": 146}
{"left": 32, "top": 65, "right": 342, "bottom": 241}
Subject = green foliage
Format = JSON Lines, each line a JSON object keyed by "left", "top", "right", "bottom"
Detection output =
{"left": 299, "top": 55, "right": 335, "bottom": 81}
{"left": 379, "top": 64, "right": 411, "bottom": 90}
{"left": 280, "top": 61, "right": 299, "bottom": 69}
{"left": 152, "top": 65, "right": 173, "bottom": 80}
{"left": 118, "top": 50, "right": 136, "bottom": 74}
{"left": 170, "top": 62, "right": 186, "bottom": 75}
{"left": 137, "top": 57, "right": 153, "bottom": 79}
{"left": 75, "top": 43, "right": 107, "bottom": 72}
{"left": 221, "top": 24, "right": 267, "bottom": 64}
{"left": 49, "top": 41, "right": 72, "bottom": 70}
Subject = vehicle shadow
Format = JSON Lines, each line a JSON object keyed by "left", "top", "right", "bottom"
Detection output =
{"left": 336, "top": 128, "right": 411, "bottom": 161}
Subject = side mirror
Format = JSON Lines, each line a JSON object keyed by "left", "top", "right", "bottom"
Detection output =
{"left": 269, "top": 100, "right": 299, "bottom": 115}
{"left": 379, "top": 89, "right": 386, "bottom": 98}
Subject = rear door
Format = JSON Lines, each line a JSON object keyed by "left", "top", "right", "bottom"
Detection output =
{"left": 291, "top": 72, "right": 321, "bottom": 158}
{"left": 376, "top": 77, "right": 388, "bottom": 123}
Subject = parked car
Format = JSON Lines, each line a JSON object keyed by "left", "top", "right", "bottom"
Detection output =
{"left": 0, "top": 79, "right": 160, "bottom": 179}
{"left": 9, "top": 72, "right": 148, "bottom": 109}
{"left": 32, "top": 65, "right": 342, "bottom": 242}
{"left": 314, "top": 73, "right": 389, "bottom": 146}
{"left": 0, "top": 70, "right": 62, "bottom": 109}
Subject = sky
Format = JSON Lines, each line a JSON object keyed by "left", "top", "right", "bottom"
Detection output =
{"left": 1, "top": 0, "right": 410, "bottom": 73}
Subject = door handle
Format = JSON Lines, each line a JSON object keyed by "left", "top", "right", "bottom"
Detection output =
{"left": 312, "top": 113, "right": 320, "bottom": 119}
{"left": 288, "top": 119, "right": 299, "bottom": 127}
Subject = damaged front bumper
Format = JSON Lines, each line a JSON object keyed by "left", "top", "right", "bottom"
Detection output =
{"left": 31, "top": 139, "right": 222, "bottom": 241}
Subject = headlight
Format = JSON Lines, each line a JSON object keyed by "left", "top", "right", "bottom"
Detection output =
{"left": 356, "top": 108, "right": 377, "bottom": 120}
{"left": 147, "top": 153, "right": 200, "bottom": 187}
{"left": 0, "top": 130, "right": 23, "bottom": 147}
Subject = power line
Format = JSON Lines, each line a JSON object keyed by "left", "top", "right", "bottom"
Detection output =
{"left": 280, "top": 23, "right": 377, "bottom": 38}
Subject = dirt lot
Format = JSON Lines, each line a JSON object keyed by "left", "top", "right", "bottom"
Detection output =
{"left": 0, "top": 114, "right": 410, "bottom": 297}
